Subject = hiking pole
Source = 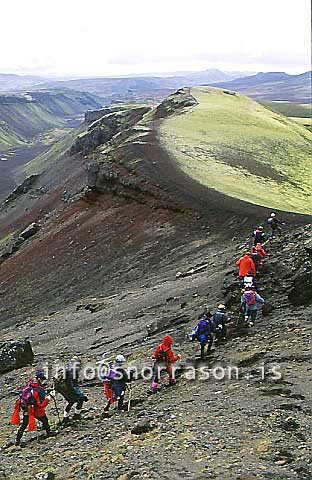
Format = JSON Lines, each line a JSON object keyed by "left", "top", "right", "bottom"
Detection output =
{"left": 127, "top": 385, "right": 132, "bottom": 412}
{"left": 51, "top": 381, "right": 61, "bottom": 424}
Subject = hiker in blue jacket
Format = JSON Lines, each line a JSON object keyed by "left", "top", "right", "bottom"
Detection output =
{"left": 241, "top": 287, "right": 264, "bottom": 327}
{"left": 58, "top": 356, "right": 88, "bottom": 423}
{"left": 102, "top": 355, "right": 131, "bottom": 413}
{"left": 189, "top": 311, "right": 216, "bottom": 359}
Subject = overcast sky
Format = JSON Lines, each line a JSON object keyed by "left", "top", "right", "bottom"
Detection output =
{"left": 1, "top": 0, "right": 310, "bottom": 77}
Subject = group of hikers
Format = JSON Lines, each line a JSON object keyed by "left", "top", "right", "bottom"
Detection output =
{"left": 10, "top": 212, "right": 284, "bottom": 446}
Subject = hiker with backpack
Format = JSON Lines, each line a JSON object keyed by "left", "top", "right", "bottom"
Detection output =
{"left": 55, "top": 356, "right": 88, "bottom": 423}
{"left": 250, "top": 243, "right": 267, "bottom": 269}
{"left": 241, "top": 286, "right": 265, "bottom": 327}
{"left": 236, "top": 253, "right": 256, "bottom": 278}
{"left": 268, "top": 212, "right": 285, "bottom": 238}
{"left": 102, "top": 354, "right": 132, "bottom": 413}
{"left": 212, "top": 304, "right": 229, "bottom": 346}
{"left": 11, "top": 371, "right": 56, "bottom": 446}
{"left": 151, "top": 335, "right": 181, "bottom": 393}
{"left": 189, "top": 310, "right": 216, "bottom": 359}
{"left": 252, "top": 226, "right": 266, "bottom": 246}
{"left": 241, "top": 272, "right": 258, "bottom": 290}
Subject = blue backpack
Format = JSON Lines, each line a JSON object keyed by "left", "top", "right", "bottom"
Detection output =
{"left": 197, "top": 318, "right": 211, "bottom": 342}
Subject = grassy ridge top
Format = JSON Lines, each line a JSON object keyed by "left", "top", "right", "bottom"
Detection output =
{"left": 159, "top": 87, "right": 312, "bottom": 214}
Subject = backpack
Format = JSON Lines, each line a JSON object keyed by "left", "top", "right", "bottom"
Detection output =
{"left": 197, "top": 318, "right": 210, "bottom": 335}
{"left": 155, "top": 348, "right": 167, "bottom": 361}
{"left": 20, "top": 382, "right": 36, "bottom": 408}
{"left": 54, "top": 371, "right": 70, "bottom": 394}
{"left": 244, "top": 290, "right": 257, "bottom": 305}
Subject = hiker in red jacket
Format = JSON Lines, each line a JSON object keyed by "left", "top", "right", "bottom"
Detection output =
{"left": 236, "top": 253, "right": 256, "bottom": 278}
{"left": 250, "top": 243, "right": 267, "bottom": 269}
{"left": 11, "top": 371, "right": 56, "bottom": 446}
{"left": 151, "top": 335, "right": 181, "bottom": 393}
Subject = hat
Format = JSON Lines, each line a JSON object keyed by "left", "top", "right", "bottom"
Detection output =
{"left": 115, "top": 354, "right": 126, "bottom": 363}
{"left": 36, "top": 371, "right": 46, "bottom": 380}
{"left": 258, "top": 226, "right": 263, "bottom": 230}
{"left": 270, "top": 212, "right": 276, "bottom": 217}
{"left": 218, "top": 304, "right": 226, "bottom": 310}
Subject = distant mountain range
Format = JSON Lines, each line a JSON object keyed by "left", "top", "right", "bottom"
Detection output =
{"left": 209, "top": 71, "right": 312, "bottom": 103}
{"left": 0, "top": 69, "right": 310, "bottom": 105}
{"left": 0, "top": 69, "right": 252, "bottom": 93}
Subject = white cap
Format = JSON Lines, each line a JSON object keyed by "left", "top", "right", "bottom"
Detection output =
{"left": 271, "top": 212, "right": 276, "bottom": 217}
{"left": 115, "top": 354, "right": 126, "bottom": 363}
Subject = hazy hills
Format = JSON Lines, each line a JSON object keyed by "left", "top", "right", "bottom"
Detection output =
{"left": 0, "top": 73, "right": 46, "bottom": 91}
{"left": 210, "top": 71, "right": 312, "bottom": 102}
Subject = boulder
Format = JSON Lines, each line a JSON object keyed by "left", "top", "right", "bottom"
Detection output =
{"left": 0, "top": 340, "right": 34, "bottom": 374}
{"left": 131, "top": 420, "right": 154, "bottom": 435}
{"left": 19, "top": 222, "right": 39, "bottom": 240}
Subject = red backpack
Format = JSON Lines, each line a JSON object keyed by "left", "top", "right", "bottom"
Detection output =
{"left": 244, "top": 290, "right": 256, "bottom": 305}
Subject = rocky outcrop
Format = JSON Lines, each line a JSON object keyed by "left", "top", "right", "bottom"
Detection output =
{"left": 70, "top": 106, "right": 151, "bottom": 155}
{"left": 154, "top": 88, "right": 198, "bottom": 119}
{"left": 0, "top": 222, "right": 40, "bottom": 264}
{"left": 0, "top": 340, "right": 34, "bottom": 374}
{"left": 84, "top": 105, "right": 130, "bottom": 124}
{"left": 3, "top": 175, "right": 39, "bottom": 205}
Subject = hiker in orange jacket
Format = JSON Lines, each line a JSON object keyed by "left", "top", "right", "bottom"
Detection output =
{"left": 151, "top": 335, "right": 181, "bottom": 393}
{"left": 236, "top": 253, "right": 256, "bottom": 277}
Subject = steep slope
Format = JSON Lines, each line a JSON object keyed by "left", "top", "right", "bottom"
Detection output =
{"left": 0, "top": 220, "right": 311, "bottom": 480}
{"left": 0, "top": 87, "right": 311, "bottom": 479}
{"left": 210, "top": 71, "right": 312, "bottom": 102}
{"left": 158, "top": 87, "right": 312, "bottom": 214}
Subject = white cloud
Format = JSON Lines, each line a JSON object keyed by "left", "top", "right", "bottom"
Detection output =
{"left": 1, "top": 0, "right": 310, "bottom": 76}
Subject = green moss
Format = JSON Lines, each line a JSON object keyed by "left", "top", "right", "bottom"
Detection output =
{"left": 159, "top": 87, "right": 312, "bottom": 214}
{"left": 0, "top": 231, "right": 15, "bottom": 245}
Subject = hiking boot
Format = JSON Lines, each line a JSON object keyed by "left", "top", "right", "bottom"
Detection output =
{"left": 168, "top": 380, "right": 176, "bottom": 387}
{"left": 248, "top": 321, "right": 254, "bottom": 327}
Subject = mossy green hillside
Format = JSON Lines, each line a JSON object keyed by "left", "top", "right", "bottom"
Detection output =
{"left": 159, "top": 87, "right": 312, "bottom": 214}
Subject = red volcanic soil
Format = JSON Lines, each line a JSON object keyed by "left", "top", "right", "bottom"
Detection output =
{"left": 0, "top": 121, "right": 310, "bottom": 326}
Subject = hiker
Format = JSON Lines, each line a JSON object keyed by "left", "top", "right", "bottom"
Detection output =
{"left": 11, "top": 371, "right": 56, "bottom": 446}
{"left": 212, "top": 304, "right": 229, "bottom": 345}
{"left": 151, "top": 335, "right": 181, "bottom": 393}
{"left": 250, "top": 243, "right": 266, "bottom": 269}
{"left": 102, "top": 355, "right": 132, "bottom": 412}
{"left": 241, "top": 272, "right": 258, "bottom": 290}
{"left": 55, "top": 356, "right": 88, "bottom": 423}
{"left": 252, "top": 226, "right": 266, "bottom": 246}
{"left": 236, "top": 253, "right": 256, "bottom": 278}
{"left": 267, "top": 212, "right": 285, "bottom": 238}
{"left": 189, "top": 311, "right": 216, "bottom": 359}
{"left": 241, "top": 286, "right": 265, "bottom": 327}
